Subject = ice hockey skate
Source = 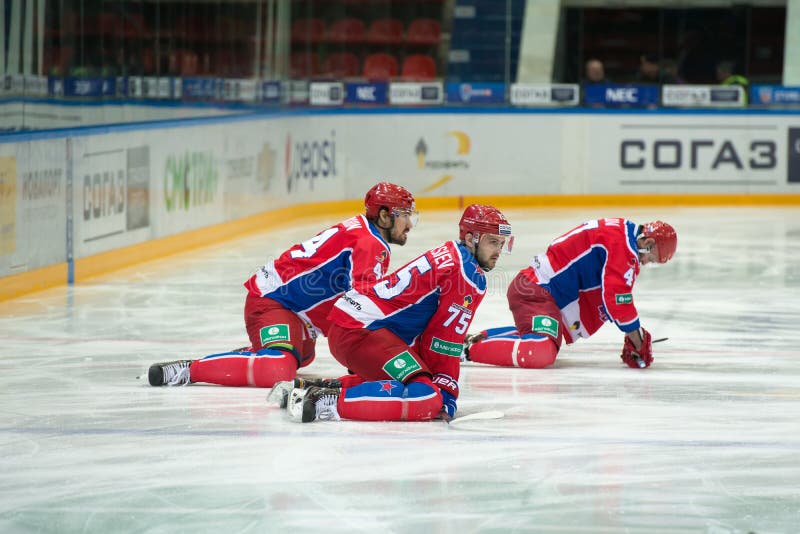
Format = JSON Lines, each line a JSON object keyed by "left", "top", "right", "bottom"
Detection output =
{"left": 267, "top": 377, "right": 343, "bottom": 408}
{"left": 148, "top": 360, "right": 192, "bottom": 386}
{"left": 288, "top": 386, "right": 341, "bottom": 423}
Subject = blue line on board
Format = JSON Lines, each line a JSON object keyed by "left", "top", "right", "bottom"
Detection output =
{"left": 2, "top": 104, "right": 800, "bottom": 144}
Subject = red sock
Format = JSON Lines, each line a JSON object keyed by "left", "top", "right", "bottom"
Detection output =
{"left": 191, "top": 350, "right": 298, "bottom": 387}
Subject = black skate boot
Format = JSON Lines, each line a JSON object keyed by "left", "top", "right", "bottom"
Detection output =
{"left": 148, "top": 360, "right": 192, "bottom": 386}
{"left": 267, "top": 377, "right": 343, "bottom": 408}
{"left": 288, "top": 386, "right": 341, "bottom": 423}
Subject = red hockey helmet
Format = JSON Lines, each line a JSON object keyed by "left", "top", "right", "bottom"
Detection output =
{"left": 459, "top": 204, "right": 513, "bottom": 252}
{"left": 364, "top": 182, "right": 416, "bottom": 220}
{"left": 640, "top": 221, "right": 677, "bottom": 263}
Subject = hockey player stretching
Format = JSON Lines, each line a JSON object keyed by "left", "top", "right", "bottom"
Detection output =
{"left": 464, "top": 219, "right": 677, "bottom": 370}
{"left": 271, "top": 204, "right": 513, "bottom": 423}
{"left": 147, "top": 182, "right": 417, "bottom": 388}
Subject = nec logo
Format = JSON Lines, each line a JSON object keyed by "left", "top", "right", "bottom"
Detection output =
{"left": 605, "top": 87, "right": 638, "bottom": 103}
{"left": 356, "top": 86, "right": 376, "bottom": 101}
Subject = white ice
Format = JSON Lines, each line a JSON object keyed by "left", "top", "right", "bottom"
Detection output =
{"left": 1, "top": 206, "right": 799, "bottom": 533}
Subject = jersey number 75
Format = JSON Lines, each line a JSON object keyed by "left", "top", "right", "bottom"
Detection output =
{"left": 373, "top": 256, "right": 432, "bottom": 299}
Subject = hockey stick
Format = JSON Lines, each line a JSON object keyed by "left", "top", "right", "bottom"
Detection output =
{"left": 447, "top": 410, "right": 505, "bottom": 425}
{"left": 632, "top": 337, "right": 668, "bottom": 367}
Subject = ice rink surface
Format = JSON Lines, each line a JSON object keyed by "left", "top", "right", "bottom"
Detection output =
{"left": 1, "top": 206, "right": 799, "bottom": 533}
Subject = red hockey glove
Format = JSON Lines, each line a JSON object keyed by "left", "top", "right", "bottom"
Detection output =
{"left": 620, "top": 328, "right": 653, "bottom": 368}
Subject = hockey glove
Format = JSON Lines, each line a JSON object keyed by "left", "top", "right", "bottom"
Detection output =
{"left": 620, "top": 327, "right": 654, "bottom": 368}
{"left": 432, "top": 373, "right": 459, "bottom": 420}
{"left": 440, "top": 390, "right": 458, "bottom": 420}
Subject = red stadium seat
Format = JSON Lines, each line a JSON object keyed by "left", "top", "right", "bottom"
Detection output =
{"left": 401, "top": 54, "right": 437, "bottom": 80}
{"left": 406, "top": 18, "right": 441, "bottom": 45}
{"left": 291, "top": 52, "right": 322, "bottom": 78}
{"left": 327, "top": 18, "right": 365, "bottom": 44}
{"left": 95, "top": 13, "right": 120, "bottom": 36}
{"left": 169, "top": 49, "right": 199, "bottom": 76}
{"left": 122, "top": 13, "right": 148, "bottom": 38}
{"left": 324, "top": 52, "right": 360, "bottom": 78}
{"left": 44, "top": 46, "right": 74, "bottom": 76}
{"left": 363, "top": 53, "right": 399, "bottom": 81}
{"left": 291, "top": 18, "right": 325, "bottom": 44}
{"left": 139, "top": 48, "right": 156, "bottom": 74}
{"left": 366, "top": 18, "right": 403, "bottom": 45}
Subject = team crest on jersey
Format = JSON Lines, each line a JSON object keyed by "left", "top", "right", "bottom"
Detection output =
{"left": 376, "top": 250, "right": 388, "bottom": 263}
{"left": 462, "top": 295, "right": 473, "bottom": 307}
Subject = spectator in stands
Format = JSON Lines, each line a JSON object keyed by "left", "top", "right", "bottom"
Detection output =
{"left": 660, "top": 58, "right": 684, "bottom": 84}
{"left": 583, "top": 58, "right": 609, "bottom": 84}
{"left": 582, "top": 58, "right": 611, "bottom": 108}
{"left": 716, "top": 60, "right": 749, "bottom": 104}
{"left": 635, "top": 54, "right": 661, "bottom": 84}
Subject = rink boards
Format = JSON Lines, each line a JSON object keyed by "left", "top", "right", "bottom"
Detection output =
{"left": 2, "top": 108, "right": 800, "bottom": 298}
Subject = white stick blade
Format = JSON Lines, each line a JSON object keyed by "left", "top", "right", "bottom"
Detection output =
{"left": 449, "top": 410, "right": 504, "bottom": 425}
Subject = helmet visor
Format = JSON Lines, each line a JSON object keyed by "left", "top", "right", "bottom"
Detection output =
{"left": 479, "top": 233, "right": 514, "bottom": 254}
{"left": 392, "top": 207, "right": 419, "bottom": 227}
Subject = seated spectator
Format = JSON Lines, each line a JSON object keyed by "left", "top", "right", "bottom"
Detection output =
{"left": 635, "top": 54, "right": 661, "bottom": 84}
{"left": 716, "top": 60, "right": 749, "bottom": 104}
{"left": 660, "top": 58, "right": 685, "bottom": 84}
{"left": 583, "top": 58, "right": 609, "bottom": 84}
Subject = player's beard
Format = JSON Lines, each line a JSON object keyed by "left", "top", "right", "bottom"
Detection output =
{"left": 478, "top": 252, "right": 499, "bottom": 271}
{"left": 389, "top": 228, "right": 408, "bottom": 246}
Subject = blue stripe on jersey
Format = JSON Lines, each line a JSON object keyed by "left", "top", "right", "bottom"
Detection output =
{"left": 366, "top": 290, "right": 441, "bottom": 345}
{"left": 615, "top": 316, "right": 641, "bottom": 332}
{"left": 456, "top": 242, "right": 487, "bottom": 292}
{"left": 367, "top": 219, "right": 390, "bottom": 249}
{"left": 541, "top": 246, "right": 608, "bottom": 309}
{"left": 267, "top": 249, "right": 354, "bottom": 313}
{"left": 625, "top": 220, "right": 639, "bottom": 255}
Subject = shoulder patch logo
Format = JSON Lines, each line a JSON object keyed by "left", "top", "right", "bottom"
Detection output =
{"left": 615, "top": 293, "right": 633, "bottom": 304}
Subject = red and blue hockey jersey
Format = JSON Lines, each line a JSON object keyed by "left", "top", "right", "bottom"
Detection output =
{"left": 244, "top": 214, "right": 391, "bottom": 336}
{"left": 328, "top": 240, "right": 486, "bottom": 381}
{"left": 523, "top": 218, "right": 642, "bottom": 343}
